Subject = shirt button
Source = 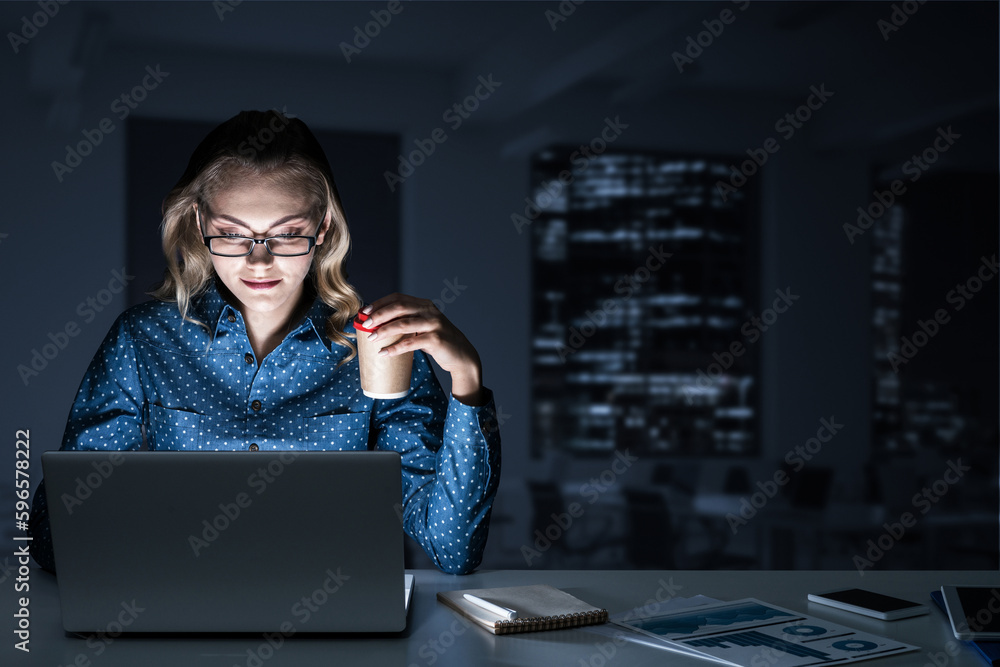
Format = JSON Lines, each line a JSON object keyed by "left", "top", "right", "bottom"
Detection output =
{"left": 227, "top": 314, "right": 236, "bottom": 323}
{"left": 244, "top": 353, "right": 254, "bottom": 365}
{"left": 251, "top": 400, "right": 262, "bottom": 411}
{"left": 248, "top": 443, "right": 259, "bottom": 451}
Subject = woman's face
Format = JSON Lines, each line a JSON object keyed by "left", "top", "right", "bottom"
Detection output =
{"left": 199, "top": 177, "right": 328, "bottom": 323}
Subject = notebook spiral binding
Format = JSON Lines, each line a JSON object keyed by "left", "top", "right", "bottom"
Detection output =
{"left": 493, "top": 608, "right": 609, "bottom": 635}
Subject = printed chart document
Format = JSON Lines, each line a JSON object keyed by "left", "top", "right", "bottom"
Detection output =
{"left": 612, "top": 597, "right": 918, "bottom": 666}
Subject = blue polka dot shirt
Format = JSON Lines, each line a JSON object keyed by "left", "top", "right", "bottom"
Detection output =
{"left": 29, "top": 281, "right": 501, "bottom": 575}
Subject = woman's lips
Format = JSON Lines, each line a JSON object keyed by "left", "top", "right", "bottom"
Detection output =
{"left": 242, "top": 279, "right": 281, "bottom": 290}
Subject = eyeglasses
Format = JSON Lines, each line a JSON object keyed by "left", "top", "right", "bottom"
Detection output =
{"left": 197, "top": 205, "right": 318, "bottom": 257}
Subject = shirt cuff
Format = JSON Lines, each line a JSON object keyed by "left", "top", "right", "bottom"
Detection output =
{"left": 447, "top": 388, "right": 500, "bottom": 440}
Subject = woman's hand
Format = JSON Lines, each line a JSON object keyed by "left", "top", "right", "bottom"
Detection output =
{"left": 361, "top": 293, "right": 485, "bottom": 406}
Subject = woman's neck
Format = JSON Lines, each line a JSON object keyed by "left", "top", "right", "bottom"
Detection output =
{"left": 220, "top": 280, "right": 313, "bottom": 364}
{"left": 243, "top": 308, "right": 295, "bottom": 363}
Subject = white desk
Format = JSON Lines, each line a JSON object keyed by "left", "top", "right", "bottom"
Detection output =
{"left": 3, "top": 568, "right": 997, "bottom": 666}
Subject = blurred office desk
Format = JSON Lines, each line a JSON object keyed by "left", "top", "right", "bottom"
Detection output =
{"left": 6, "top": 568, "right": 998, "bottom": 666}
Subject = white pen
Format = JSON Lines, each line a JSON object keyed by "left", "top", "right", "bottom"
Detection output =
{"left": 464, "top": 594, "right": 518, "bottom": 620}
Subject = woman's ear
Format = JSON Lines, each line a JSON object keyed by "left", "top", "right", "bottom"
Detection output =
{"left": 315, "top": 211, "right": 332, "bottom": 247}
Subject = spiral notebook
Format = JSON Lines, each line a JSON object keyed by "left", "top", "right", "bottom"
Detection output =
{"left": 437, "top": 584, "right": 608, "bottom": 635}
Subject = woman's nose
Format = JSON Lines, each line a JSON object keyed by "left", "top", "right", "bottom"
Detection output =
{"left": 246, "top": 240, "right": 274, "bottom": 265}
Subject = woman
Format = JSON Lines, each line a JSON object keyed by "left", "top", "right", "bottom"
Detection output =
{"left": 29, "top": 110, "right": 501, "bottom": 575}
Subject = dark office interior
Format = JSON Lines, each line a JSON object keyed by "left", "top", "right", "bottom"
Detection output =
{"left": 3, "top": 1, "right": 997, "bottom": 573}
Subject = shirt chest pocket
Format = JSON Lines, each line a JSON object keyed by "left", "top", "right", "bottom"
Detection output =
{"left": 300, "top": 412, "right": 371, "bottom": 451}
{"left": 148, "top": 404, "right": 207, "bottom": 450}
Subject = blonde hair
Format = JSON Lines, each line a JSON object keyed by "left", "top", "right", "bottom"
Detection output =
{"left": 151, "top": 110, "right": 362, "bottom": 364}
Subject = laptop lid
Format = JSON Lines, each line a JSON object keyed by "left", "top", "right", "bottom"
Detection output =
{"left": 41, "top": 450, "right": 407, "bottom": 633}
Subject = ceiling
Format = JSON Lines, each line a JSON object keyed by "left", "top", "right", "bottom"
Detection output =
{"left": 6, "top": 1, "right": 997, "bottom": 146}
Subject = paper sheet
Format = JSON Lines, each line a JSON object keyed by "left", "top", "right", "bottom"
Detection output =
{"left": 612, "top": 597, "right": 919, "bottom": 667}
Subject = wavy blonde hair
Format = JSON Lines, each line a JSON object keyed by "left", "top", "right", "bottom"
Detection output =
{"left": 151, "top": 110, "right": 362, "bottom": 364}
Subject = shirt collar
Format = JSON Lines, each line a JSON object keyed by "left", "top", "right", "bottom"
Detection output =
{"left": 190, "top": 278, "right": 338, "bottom": 351}
{"left": 297, "top": 287, "right": 336, "bottom": 348}
{"left": 188, "top": 279, "right": 232, "bottom": 340}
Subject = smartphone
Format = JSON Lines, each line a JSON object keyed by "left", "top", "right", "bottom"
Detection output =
{"left": 807, "top": 588, "right": 929, "bottom": 621}
{"left": 940, "top": 586, "right": 1000, "bottom": 640}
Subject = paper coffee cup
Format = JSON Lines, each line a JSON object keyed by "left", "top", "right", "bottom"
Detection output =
{"left": 354, "top": 311, "right": 413, "bottom": 399}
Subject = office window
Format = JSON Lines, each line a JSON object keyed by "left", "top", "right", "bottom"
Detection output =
{"left": 871, "top": 201, "right": 904, "bottom": 452}
{"left": 530, "top": 148, "right": 759, "bottom": 457}
{"left": 870, "top": 171, "right": 999, "bottom": 457}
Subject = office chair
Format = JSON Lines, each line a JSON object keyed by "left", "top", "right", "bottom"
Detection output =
{"left": 623, "top": 488, "right": 677, "bottom": 569}
{"left": 526, "top": 480, "right": 620, "bottom": 568}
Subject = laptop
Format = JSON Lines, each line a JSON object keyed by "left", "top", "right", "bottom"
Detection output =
{"left": 41, "top": 450, "right": 412, "bottom": 633}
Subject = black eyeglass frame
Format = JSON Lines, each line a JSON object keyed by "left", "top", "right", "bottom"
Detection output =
{"left": 196, "top": 204, "right": 320, "bottom": 258}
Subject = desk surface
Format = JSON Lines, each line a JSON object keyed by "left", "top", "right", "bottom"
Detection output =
{"left": 4, "top": 568, "right": 998, "bottom": 666}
